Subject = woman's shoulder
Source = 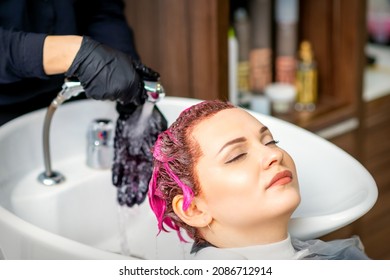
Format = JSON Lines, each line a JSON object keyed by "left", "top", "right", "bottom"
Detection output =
{"left": 292, "top": 235, "right": 370, "bottom": 260}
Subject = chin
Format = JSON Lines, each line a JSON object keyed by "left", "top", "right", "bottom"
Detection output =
{"left": 280, "top": 190, "right": 301, "bottom": 214}
{"left": 290, "top": 193, "right": 301, "bottom": 213}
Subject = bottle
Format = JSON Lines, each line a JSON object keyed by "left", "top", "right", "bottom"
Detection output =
{"left": 249, "top": 0, "right": 272, "bottom": 94}
{"left": 275, "top": 0, "right": 299, "bottom": 85}
{"left": 228, "top": 27, "right": 239, "bottom": 106}
{"left": 233, "top": 8, "right": 251, "bottom": 106}
{"left": 295, "top": 41, "right": 318, "bottom": 111}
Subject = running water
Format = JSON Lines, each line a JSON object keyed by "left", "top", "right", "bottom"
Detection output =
{"left": 116, "top": 204, "right": 149, "bottom": 258}
{"left": 124, "top": 101, "right": 154, "bottom": 147}
{"left": 117, "top": 205, "right": 132, "bottom": 256}
{"left": 116, "top": 204, "right": 191, "bottom": 259}
{"left": 112, "top": 102, "right": 167, "bottom": 207}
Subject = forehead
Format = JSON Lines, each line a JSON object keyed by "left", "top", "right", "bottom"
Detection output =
{"left": 191, "top": 108, "right": 263, "bottom": 149}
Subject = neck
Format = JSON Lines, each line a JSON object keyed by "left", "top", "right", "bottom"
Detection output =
{"left": 201, "top": 216, "right": 291, "bottom": 248}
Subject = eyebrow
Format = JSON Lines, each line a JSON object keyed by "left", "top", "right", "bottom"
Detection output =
{"left": 217, "top": 126, "right": 269, "bottom": 155}
{"left": 260, "top": 126, "right": 269, "bottom": 134}
{"left": 218, "top": 137, "right": 247, "bottom": 154}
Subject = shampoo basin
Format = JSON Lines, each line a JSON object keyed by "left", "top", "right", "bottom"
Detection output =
{"left": 0, "top": 97, "right": 378, "bottom": 259}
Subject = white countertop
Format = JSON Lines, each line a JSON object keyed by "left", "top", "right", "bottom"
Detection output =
{"left": 364, "top": 44, "right": 390, "bottom": 102}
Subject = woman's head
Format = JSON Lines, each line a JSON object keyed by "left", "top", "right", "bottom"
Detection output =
{"left": 148, "top": 100, "right": 234, "bottom": 241}
{"left": 148, "top": 100, "right": 301, "bottom": 247}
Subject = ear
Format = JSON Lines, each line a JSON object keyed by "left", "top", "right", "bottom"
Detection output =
{"left": 172, "top": 195, "right": 212, "bottom": 228}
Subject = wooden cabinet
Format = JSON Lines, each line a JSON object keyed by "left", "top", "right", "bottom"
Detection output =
{"left": 296, "top": 0, "right": 367, "bottom": 131}
{"left": 124, "top": 0, "right": 366, "bottom": 132}
{"left": 324, "top": 94, "right": 390, "bottom": 259}
{"left": 124, "top": 0, "right": 228, "bottom": 101}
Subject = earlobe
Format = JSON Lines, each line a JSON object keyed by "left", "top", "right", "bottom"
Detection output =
{"left": 172, "top": 195, "right": 212, "bottom": 228}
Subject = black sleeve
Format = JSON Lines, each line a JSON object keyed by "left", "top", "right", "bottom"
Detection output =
{"left": 0, "top": 27, "right": 48, "bottom": 83}
{"left": 74, "top": 0, "right": 140, "bottom": 60}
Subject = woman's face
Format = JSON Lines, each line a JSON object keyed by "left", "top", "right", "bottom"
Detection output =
{"left": 191, "top": 108, "right": 301, "bottom": 230}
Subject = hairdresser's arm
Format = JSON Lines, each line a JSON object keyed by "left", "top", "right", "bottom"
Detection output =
{"left": 0, "top": 27, "right": 48, "bottom": 83}
{"left": 46, "top": 35, "right": 152, "bottom": 105}
{"left": 43, "top": 35, "right": 82, "bottom": 75}
{"left": 0, "top": 28, "right": 81, "bottom": 81}
{"left": 1, "top": 28, "right": 152, "bottom": 105}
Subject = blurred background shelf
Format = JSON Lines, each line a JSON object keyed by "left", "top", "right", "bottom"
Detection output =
{"left": 125, "top": 0, "right": 366, "bottom": 132}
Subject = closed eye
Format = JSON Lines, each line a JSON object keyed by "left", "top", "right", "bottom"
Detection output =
{"left": 225, "top": 153, "right": 247, "bottom": 164}
{"left": 265, "top": 140, "right": 279, "bottom": 146}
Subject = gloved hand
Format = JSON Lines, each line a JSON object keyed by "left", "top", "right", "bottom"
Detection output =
{"left": 65, "top": 36, "right": 157, "bottom": 105}
{"left": 112, "top": 104, "right": 167, "bottom": 207}
{"left": 111, "top": 58, "right": 167, "bottom": 207}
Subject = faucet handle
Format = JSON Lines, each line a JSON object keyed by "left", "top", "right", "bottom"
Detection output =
{"left": 144, "top": 81, "right": 165, "bottom": 103}
{"left": 52, "top": 80, "right": 84, "bottom": 107}
{"left": 86, "top": 119, "right": 114, "bottom": 169}
{"left": 61, "top": 79, "right": 84, "bottom": 100}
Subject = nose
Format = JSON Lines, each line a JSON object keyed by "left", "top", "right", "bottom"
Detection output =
{"left": 261, "top": 145, "right": 284, "bottom": 169}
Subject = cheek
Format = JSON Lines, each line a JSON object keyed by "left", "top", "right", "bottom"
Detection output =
{"left": 283, "top": 151, "right": 298, "bottom": 179}
{"left": 285, "top": 151, "right": 296, "bottom": 168}
{"left": 196, "top": 160, "right": 260, "bottom": 206}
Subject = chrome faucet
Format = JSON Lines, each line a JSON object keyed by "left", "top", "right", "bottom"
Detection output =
{"left": 86, "top": 118, "right": 114, "bottom": 169}
{"left": 37, "top": 80, "right": 84, "bottom": 186}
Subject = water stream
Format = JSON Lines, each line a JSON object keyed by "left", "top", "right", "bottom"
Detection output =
{"left": 127, "top": 101, "right": 155, "bottom": 140}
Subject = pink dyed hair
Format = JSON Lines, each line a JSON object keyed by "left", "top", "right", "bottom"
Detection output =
{"left": 148, "top": 100, "right": 235, "bottom": 242}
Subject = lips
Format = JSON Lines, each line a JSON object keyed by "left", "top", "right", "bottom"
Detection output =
{"left": 268, "top": 170, "right": 293, "bottom": 189}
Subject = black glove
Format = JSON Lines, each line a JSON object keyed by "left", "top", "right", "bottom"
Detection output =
{"left": 111, "top": 59, "right": 167, "bottom": 207}
{"left": 112, "top": 104, "right": 167, "bottom": 207}
{"left": 66, "top": 36, "right": 154, "bottom": 105}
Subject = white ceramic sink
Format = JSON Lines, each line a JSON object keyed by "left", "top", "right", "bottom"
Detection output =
{"left": 0, "top": 97, "right": 378, "bottom": 259}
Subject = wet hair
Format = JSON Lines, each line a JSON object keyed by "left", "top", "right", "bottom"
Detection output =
{"left": 148, "top": 100, "right": 235, "bottom": 242}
